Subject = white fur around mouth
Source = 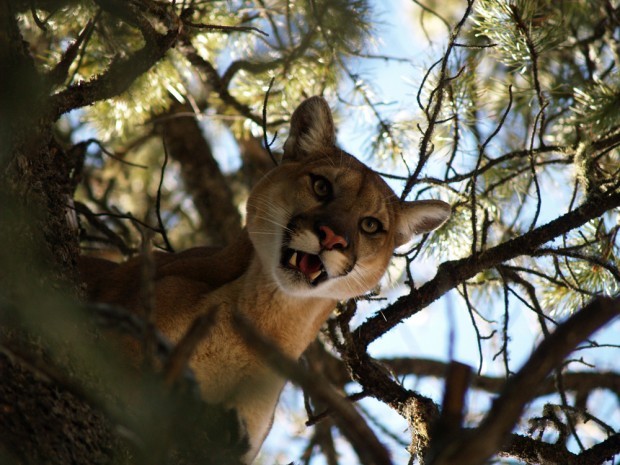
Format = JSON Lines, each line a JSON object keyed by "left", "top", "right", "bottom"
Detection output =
{"left": 281, "top": 248, "right": 328, "bottom": 285}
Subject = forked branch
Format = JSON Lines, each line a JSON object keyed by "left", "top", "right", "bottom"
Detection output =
{"left": 427, "top": 296, "right": 619, "bottom": 465}
{"left": 48, "top": 0, "right": 180, "bottom": 120}
{"left": 355, "top": 188, "right": 620, "bottom": 349}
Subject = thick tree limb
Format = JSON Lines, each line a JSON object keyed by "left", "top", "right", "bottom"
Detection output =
{"left": 0, "top": 349, "right": 119, "bottom": 464}
{"left": 381, "top": 357, "right": 620, "bottom": 397}
{"left": 424, "top": 362, "right": 472, "bottom": 465}
{"left": 159, "top": 102, "right": 243, "bottom": 246}
{"left": 297, "top": 347, "right": 619, "bottom": 434}
{"left": 328, "top": 305, "right": 440, "bottom": 462}
{"left": 428, "top": 296, "right": 620, "bottom": 465}
{"left": 48, "top": 1, "right": 179, "bottom": 120}
{"left": 501, "top": 432, "right": 620, "bottom": 465}
{"left": 1, "top": 0, "right": 45, "bottom": 160}
{"left": 355, "top": 189, "right": 620, "bottom": 349}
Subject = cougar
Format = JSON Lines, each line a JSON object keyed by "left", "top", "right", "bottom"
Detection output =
{"left": 79, "top": 96, "right": 451, "bottom": 462}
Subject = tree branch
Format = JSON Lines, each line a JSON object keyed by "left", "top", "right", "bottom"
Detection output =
{"left": 159, "top": 102, "right": 242, "bottom": 246}
{"left": 355, "top": 188, "right": 620, "bottom": 349}
{"left": 500, "top": 432, "right": 620, "bottom": 465}
{"left": 177, "top": 36, "right": 264, "bottom": 125}
{"left": 380, "top": 357, "right": 620, "bottom": 398}
{"left": 231, "top": 311, "right": 393, "bottom": 465}
{"left": 45, "top": 17, "right": 96, "bottom": 90}
{"left": 48, "top": 1, "right": 179, "bottom": 120}
{"left": 401, "top": 0, "right": 475, "bottom": 198}
{"left": 428, "top": 296, "right": 620, "bottom": 465}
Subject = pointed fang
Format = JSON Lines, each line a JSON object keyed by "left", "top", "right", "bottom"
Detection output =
{"left": 309, "top": 270, "right": 322, "bottom": 282}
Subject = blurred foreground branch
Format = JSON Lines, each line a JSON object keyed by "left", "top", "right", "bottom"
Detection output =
{"left": 427, "top": 296, "right": 620, "bottom": 465}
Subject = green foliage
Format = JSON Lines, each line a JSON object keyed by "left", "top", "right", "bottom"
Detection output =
{"left": 49, "top": 0, "right": 376, "bottom": 252}
{"left": 228, "top": 0, "right": 374, "bottom": 136}
{"left": 90, "top": 60, "right": 186, "bottom": 140}
{"left": 573, "top": 79, "right": 620, "bottom": 133}
{"left": 424, "top": 201, "right": 475, "bottom": 261}
{"left": 473, "top": 0, "right": 563, "bottom": 73}
{"left": 403, "top": 0, "right": 620, "bottom": 321}
{"left": 538, "top": 219, "right": 620, "bottom": 315}
{"left": 20, "top": 0, "right": 373, "bottom": 140}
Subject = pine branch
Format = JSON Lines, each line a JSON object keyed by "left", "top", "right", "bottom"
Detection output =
{"left": 159, "top": 102, "right": 243, "bottom": 246}
{"left": 218, "top": 23, "right": 317, "bottom": 89}
{"left": 401, "top": 0, "right": 475, "bottom": 199}
{"left": 48, "top": 1, "right": 180, "bottom": 120}
{"left": 381, "top": 357, "right": 620, "bottom": 398}
{"left": 177, "top": 36, "right": 264, "bottom": 125}
{"left": 355, "top": 188, "right": 620, "bottom": 349}
{"left": 231, "top": 311, "right": 393, "bottom": 465}
{"left": 182, "top": 20, "right": 268, "bottom": 37}
{"left": 418, "top": 145, "right": 566, "bottom": 186}
{"left": 428, "top": 295, "right": 620, "bottom": 465}
{"left": 500, "top": 432, "right": 620, "bottom": 465}
{"left": 45, "top": 17, "right": 97, "bottom": 90}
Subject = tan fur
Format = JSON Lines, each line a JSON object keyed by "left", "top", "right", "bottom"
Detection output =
{"left": 79, "top": 97, "right": 451, "bottom": 463}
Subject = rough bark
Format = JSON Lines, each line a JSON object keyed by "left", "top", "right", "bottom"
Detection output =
{"left": 0, "top": 2, "right": 118, "bottom": 463}
{"left": 160, "top": 102, "right": 242, "bottom": 246}
{"left": 0, "top": 2, "right": 181, "bottom": 463}
{"left": 0, "top": 351, "right": 119, "bottom": 465}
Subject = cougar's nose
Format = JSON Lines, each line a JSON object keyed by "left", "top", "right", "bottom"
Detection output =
{"left": 318, "top": 225, "right": 348, "bottom": 250}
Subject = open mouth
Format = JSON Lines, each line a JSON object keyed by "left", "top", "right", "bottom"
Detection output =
{"left": 281, "top": 248, "right": 328, "bottom": 286}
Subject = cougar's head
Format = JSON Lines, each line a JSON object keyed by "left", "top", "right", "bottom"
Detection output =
{"left": 246, "top": 97, "right": 451, "bottom": 300}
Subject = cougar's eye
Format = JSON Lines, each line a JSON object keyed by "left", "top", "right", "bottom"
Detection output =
{"left": 360, "top": 217, "right": 382, "bottom": 234}
{"left": 311, "top": 176, "right": 332, "bottom": 199}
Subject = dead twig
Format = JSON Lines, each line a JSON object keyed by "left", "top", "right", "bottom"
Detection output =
{"left": 262, "top": 77, "right": 278, "bottom": 166}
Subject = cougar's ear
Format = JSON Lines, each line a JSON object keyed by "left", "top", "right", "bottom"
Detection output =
{"left": 282, "top": 96, "right": 336, "bottom": 161}
{"left": 394, "top": 199, "right": 451, "bottom": 247}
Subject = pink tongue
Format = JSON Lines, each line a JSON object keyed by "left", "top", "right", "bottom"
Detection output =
{"left": 298, "top": 253, "right": 322, "bottom": 277}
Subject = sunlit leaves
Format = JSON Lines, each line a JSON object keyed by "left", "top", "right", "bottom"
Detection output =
{"left": 573, "top": 80, "right": 620, "bottom": 133}
{"left": 218, "top": 0, "right": 374, "bottom": 142}
{"left": 19, "top": 2, "right": 99, "bottom": 71}
{"left": 313, "top": 0, "right": 372, "bottom": 52}
{"left": 473, "top": 0, "right": 563, "bottom": 73}
{"left": 88, "top": 59, "right": 186, "bottom": 140}
{"left": 535, "top": 219, "right": 620, "bottom": 316}
{"left": 539, "top": 257, "right": 619, "bottom": 316}
{"left": 424, "top": 201, "right": 474, "bottom": 261}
